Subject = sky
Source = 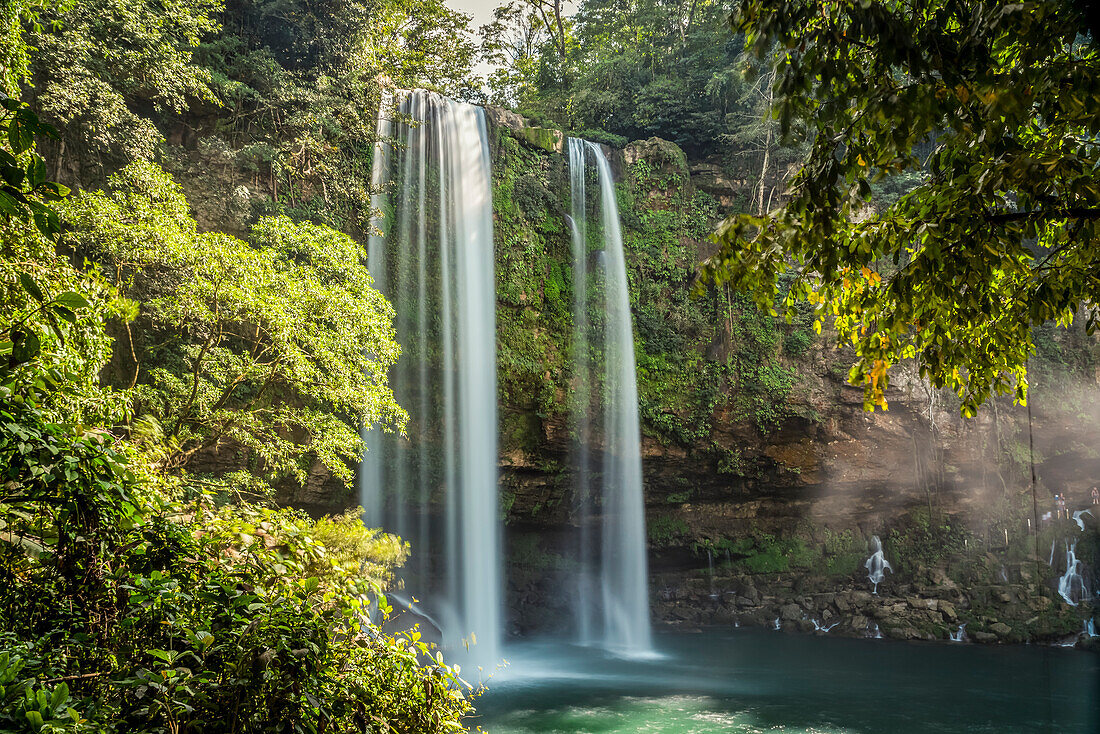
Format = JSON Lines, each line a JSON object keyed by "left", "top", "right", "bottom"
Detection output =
{"left": 445, "top": 0, "right": 578, "bottom": 78}
{"left": 447, "top": 0, "right": 502, "bottom": 30}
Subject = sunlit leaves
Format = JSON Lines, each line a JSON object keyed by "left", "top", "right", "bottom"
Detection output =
{"left": 61, "top": 161, "right": 406, "bottom": 487}
{"left": 701, "top": 0, "right": 1100, "bottom": 416}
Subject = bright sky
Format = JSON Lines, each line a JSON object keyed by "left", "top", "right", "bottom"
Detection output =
{"left": 447, "top": 0, "right": 502, "bottom": 30}
{"left": 446, "top": 0, "right": 577, "bottom": 79}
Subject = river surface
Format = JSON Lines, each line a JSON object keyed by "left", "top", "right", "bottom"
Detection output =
{"left": 472, "top": 629, "right": 1098, "bottom": 733}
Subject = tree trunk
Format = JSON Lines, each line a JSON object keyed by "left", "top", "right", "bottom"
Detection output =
{"left": 756, "top": 82, "right": 774, "bottom": 217}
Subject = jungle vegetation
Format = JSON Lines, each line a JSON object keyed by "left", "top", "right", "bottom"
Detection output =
{"left": 1, "top": 0, "right": 478, "bottom": 731}
{"left": 2, "top": 0, "right": 1098, "bottom": 729}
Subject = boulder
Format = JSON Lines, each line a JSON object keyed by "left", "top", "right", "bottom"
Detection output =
{"left": 990, "top": 622, "right": 1013, "bottom": 638}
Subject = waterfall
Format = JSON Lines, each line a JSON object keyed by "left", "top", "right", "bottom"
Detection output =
{"left": 864, "top": 535, "right": 892, "bottom": 594}
{"left": 1058, "top": 540, "right": 1089, "bottom": 606}
{"left": 361, "top": 89, "right": 500, "bottom": 669}
{"left": 567, "top": 138, "right": 653, "bottom": 656}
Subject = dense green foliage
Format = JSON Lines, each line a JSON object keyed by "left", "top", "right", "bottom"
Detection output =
{"left": 700, "top": 0, "right": 1100, "bottom": 416}
{"left": 61, "top": 161, "right": 405, "bottom": 490}
{"left": 0, "top": 399, "right": 473, "bottom": 732}
{"left": 1, "top": 1, "right": 487, "bottom": 730}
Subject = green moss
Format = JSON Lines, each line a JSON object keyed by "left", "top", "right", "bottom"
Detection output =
{"left": 515, "top": 126, "right": 563, "bottom": 153}
{"left": 648, "top": 514, "right": 690, "bottom": 548}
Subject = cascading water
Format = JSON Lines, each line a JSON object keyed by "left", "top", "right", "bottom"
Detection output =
{"left": 567, "top": 137, "right": 653, "bottom": 656}
{"left": 1057, "top": 540, "right": 1089, "bottom": 606}
{"left": 865, "top": 535, "right": 892, "bottom": 594}
{"left": 361, "top": 89, "right": 500, "bottom": 669}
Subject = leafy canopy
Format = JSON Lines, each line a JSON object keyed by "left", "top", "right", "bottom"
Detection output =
{"left": 61, "top": 161, "right": 406, "bottom": 488}
{"left": 699, "top": 0, "right": 1100, "bottom": 415}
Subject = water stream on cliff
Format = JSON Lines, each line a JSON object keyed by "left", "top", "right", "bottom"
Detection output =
{"left": 1058, "top": 540, "right": 1089, "bottom": 606}
{"left": 864, "top": 535, "right": 892, "bottom": 595}
{"left": 567, "top": 137, "right": 653, "bottom": 657}
{"left": 361, "top": 89, "right": 500, "bottom": 669}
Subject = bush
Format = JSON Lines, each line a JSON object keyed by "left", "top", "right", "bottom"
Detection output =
{"left": 0, "top": 378, "right": 472, "bottom": 734}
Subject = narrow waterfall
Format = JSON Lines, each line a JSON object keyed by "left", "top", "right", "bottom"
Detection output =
{"left": 567, "top": 138, "right": 653, "bottom": 655}
{"left": 1058, "top": 540, "right": 1088, "bottom": 606}
{"left": 865, "top": 535, "right": 892, "bottom": 595}
{"left": 361, "top": 89, "right": 500, "bottom": 669}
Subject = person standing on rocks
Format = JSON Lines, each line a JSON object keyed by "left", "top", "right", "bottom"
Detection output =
{"left": 1091, "top": 486, "right": 1098, "bottom": 506}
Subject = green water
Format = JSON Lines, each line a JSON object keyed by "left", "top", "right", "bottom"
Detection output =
{"left": 473, "top": 630, "right": 1099, "bottom": 733}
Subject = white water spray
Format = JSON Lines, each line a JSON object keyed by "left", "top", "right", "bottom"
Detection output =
{"left": 865, "top": 535, "right": 892, "bottom": 594}
{"left": 566, "top": 138, "right": 652, "bottom": 656}
{"left": 1058, "top": 540, "right": 1089, "bottom": 606}
{"left": 362, "top": 89, "right": 500, "bottom": 669}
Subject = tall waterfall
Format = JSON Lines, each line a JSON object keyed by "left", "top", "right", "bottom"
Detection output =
{"left": 567, "top": 138, "right": 653, "bottom": 655}
{"left": 361, "top": 89, "right": 500, "bottom": 669}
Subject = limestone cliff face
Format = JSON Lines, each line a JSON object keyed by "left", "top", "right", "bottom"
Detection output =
{"left": 487, "top": 110, "right": 1100, "bottom": 645}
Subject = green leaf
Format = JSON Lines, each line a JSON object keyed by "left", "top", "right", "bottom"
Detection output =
{"left": 18, "top": 272, "right": 44, "bottom": 302}
{"left": 8, "top": 110, "right": 35, "bottom": 155}
{"left": 10, "top": 328, "right": 40, "bottom": 365}
{"left": 24, "top": 710, "right": 44, "bottom": 732}
{"left": 26, "top": 155, "right": 46, "bottom": 188}
{"left": 0, "top": 189, "right": 21, "bottom": 217}
{"left": 49, "top": 682, "right": 68, "bottom": 710}
{"left": 54, "top": 292, "right": 91, "bottom": 310}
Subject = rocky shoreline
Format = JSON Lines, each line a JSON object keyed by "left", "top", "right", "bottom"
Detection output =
{"left": 650, "top": 565, "right": 1098, "bottom": 650}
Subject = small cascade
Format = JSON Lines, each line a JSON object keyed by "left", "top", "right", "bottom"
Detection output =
{"left": 567, "top": 138, "right": 652, "bottom": 657}
{"left": 864, "top": 535, "right": 893, "bottom": 594}
{"left": 1049, "top": 539, "right": 1057, "bottom": 566}
{"left": 773, "top": 617, "right": 782, "bottom": 631}
{"left": 812, "top": 619, "right": 839, "bottom": 633}
{"left": 949, "top": 623, "right": 968, "bottom": 642}
{"left": 1085, "top": 618, "right": 1097, "bottom": 638}
{"left": 869, "top": 623, "right": 884, "bottom": 639}
{"left": 1058, "top": 540, "right": 1089, "bottom": 606}
{"left": 361, "top": 89, "right": 500, "bottom": 669}
{"left": 1072, "top": 508, "right": 1092, "bottom": 532}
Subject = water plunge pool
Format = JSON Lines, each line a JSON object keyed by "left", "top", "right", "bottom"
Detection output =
{"left": 474, "top": 630, "right": 1098, "bottom": 733}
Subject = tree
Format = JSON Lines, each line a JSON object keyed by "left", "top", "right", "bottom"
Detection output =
{"left": 699, "top": 0, "right": 1100, "bottom": 415}
{"left": 479, "top": 1, "right": 549, "bottom": 107}
{"left": 60, "top": 161, "right": 406, "bottom": 490}
{"left": 29, "top": 0, "right": 220, "bottom": 168}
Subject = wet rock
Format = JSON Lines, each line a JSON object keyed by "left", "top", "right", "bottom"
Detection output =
{"left": 928, "top": 568, "right": 958, "bottom": 590}
{"left": 907, "top": 597, "right": 938, "bottom": 611}
{"left": 851, "top": 591, "right": 874, "bottom": 605}
{"left": 973, "top": 631, "right": 998, "bottom": 643}
{"left": 780, "top": 603, "right": 802, "bottom": 621}
{"left": 1028, "top": 596, "right": 1053, "bottom": 611}
{"left": 939, "top": 601, "right": 958, "bottom": 622}
{"left": 990, "top": 622, "right": 1013, "bottom": 638}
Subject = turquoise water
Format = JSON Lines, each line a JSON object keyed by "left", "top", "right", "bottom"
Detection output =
{"left": 472, "top": 630, "right": 1099, "bottom": 733}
